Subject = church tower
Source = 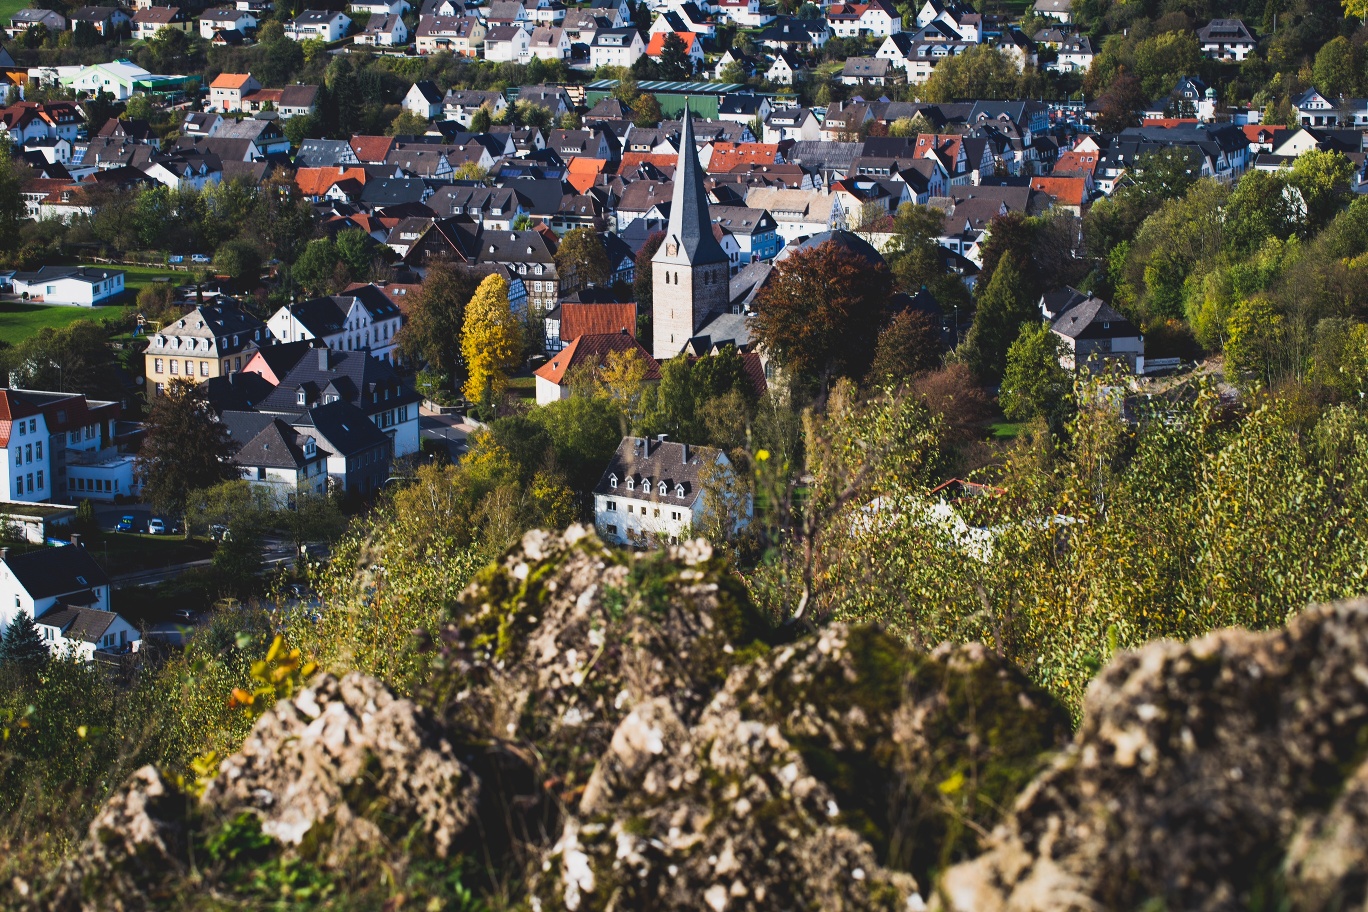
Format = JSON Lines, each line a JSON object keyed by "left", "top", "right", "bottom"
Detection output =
{"left": 651, "top": 107, "right": 731, "bottom": 361}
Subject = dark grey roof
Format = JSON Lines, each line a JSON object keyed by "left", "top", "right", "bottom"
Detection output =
{"left": 6, "top": 544, "right": 110, "bottom": 600}
{"left": 257, "top": 347, "right": 420, "bottom": 418}
{"left": 291, "top": 399, "right": 391, "bottom": 458}
{"left": 778, "top": 230, "right": 885, "bottom": 267}
{"left": 296, "top": 139, "right": 358, "bottom": 168}
{"left": 233, "top": 417, "right": 327, "bottom": 469}
{"left": 360, "top": 177, "right": 429, "bottom": 207}
{"left": 36, "top": 605, "right": 118, "bottom": 643}
{"left": 1051, "top": 298, "right": 1137, "bottom": 339}
{"left": 658, "top": 110, "right": 729, "bottom": 266}
{"left": 592, "top": 435, "right": 726, "bottom": 500}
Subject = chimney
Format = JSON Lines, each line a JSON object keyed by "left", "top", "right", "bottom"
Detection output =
{"left": 318, "top": 347, "right": 330, "bottom": 370}
{"left": 70, "top": 534, "right": 81, "bottom": 547}
{"left": 681, "top": 443, "right": 688, "bottom": 463}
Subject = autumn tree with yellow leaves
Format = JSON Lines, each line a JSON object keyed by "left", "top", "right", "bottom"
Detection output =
{"left": 460, "top": 273, "right": 524, "bottom": 405}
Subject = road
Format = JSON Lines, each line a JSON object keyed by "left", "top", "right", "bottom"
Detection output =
{"left": 420, "top": 412, "right": 474, "bottom": 460}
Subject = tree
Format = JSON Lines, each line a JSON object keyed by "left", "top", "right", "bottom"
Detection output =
{"left": 1289, "top": 150, "right": 1354, "bottom": 235}
{"left": 123, "top": 94, "right": 153, "bottom": 122}
{"left": 0, "top": 614, "right": 47, "bottom": 676}
{"left": 1313, "top": 37, "right": 1360, "bottom": 99}
{"left": 469, "top": 106, "right": 493, "bottom": 133}
{"left": 387, "top": 110, "right": 430, "bottom": 137}
{"left": 399, "top": 261, "right": 480, "bottom": 381}
{"left": 920, "top": 45, "right": 1023, "bottom": 102}
{"left": 1226, "top": 295, "right": 1288, "bottom": 385}
{"left": 1000, "top": 322, "right": 1072, "bottom": 427}
{"left": 555, "top": 227, "right": 610, "bottom": 294}
{"left": 291, "top": 236, "right": 339, "bottom": 297}
{"left": 1093, "top": 72, "right": 1147, "bottom": 133}
{"left": 658, "top": 32, "right": 693, "bottom": 79}
{"left": 214, "top": 240, "right": 263, "bottom": 292}
{"left": 752, "top": 240, "right": 893, "bottom": 394}
{"left": 869, "top": 310, "right": 942, "bottom": 387}
{"left": 888, "top": 114, "right": 935, "bottom": 137}
{"left": 1344, "top": 0, "right": 1368, "bottom": 25}
{"left": 452, "top": 161, "right": 490, "bottom": 183}
{"left": 0, "top": 145, "right": 29, "bottom": 253}
{"left": 632, "top": 93, "right": 663, "bottom": 127}
{"left": 598, "top": 346, "right": 651, "bottom": 430}
{"left": 959, "top": 257, "right": 1036, "bottom": 384}
{"left": 335, "top": 228, "right": 372, "bottom": 280}
{"left": 2, "top": 322, "right": 122, "bottom": 401}
{"left": 461, "top": 273, "right": 523, "bottom": 403}
{"left": 141, "top": 380, "right": 237, "bottom": 522}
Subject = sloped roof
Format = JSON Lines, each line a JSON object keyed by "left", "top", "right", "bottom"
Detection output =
{"left": 592, "top": 435, "right": 724, "bottom": 500}
{"left": 1051, "top": 297, "right": 1136, "bottom": 339}
{"left": 5, "top": 544, "right": 110, "bottom": 600}
{"left": 210, "top": 72, "right": 255, "bottom": 90}
{"left": 558, "top": 302, "right": 637, "bottom": 342}
{"left": 535, "top": 331, "right": 659, "bottom": 385}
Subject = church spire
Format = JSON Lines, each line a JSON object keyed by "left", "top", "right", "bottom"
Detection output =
{"left": 658, "top": 103, "right": 728, "bottom": 266}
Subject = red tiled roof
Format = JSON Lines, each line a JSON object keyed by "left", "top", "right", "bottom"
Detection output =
{"left": 706, "top": 142, "right": 781, "bottom": 172}
{"left": 350, "top": 134, "right": 395, "bottom": 163}
{"left": 536, "top": 331, "right": 660, "bottom": 385}
{"left": 295, "top": 166, "right": 368, "bottom": 197}
{"left": 618, "top": 152, "right": 680, "bottom": 172}
{"left": 559, "top": 302, "right": 637, "bottom": 342}
{"left": 0, "top": 390, "right": 38, "bottom": 447}
{"left": 210, "top": 72, "right": 254, "bottom": 90}
{"left": 1029, "top": 176, "right": 1086, "bottom": 207}
{"left": 646, "top": 31, "right": 698, "bottom": 55}
{"left": 565, "top": 156, "right": 608, "bottom": 194}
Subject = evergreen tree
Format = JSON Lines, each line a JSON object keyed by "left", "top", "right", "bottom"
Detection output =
{"left": 0, "top": 613, "right": 48, "bottom": 673}
{"left": 959, "top": 258, "right": 1036, "bottom": 384}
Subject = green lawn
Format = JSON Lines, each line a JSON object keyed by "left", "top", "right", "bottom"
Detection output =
{"left": 991, "top": 422, "right": 1023, "bottom": 440}
{"left": 78, "top": 262, "right": 185, "bottom": 294}
{"left": 0, "top": 301, "right": 114, "bottom": 345}
{"left": 0, "top": 0, "right": 30, "bottom": 27}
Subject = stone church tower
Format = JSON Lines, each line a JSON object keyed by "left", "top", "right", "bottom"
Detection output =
{"left": 652, "top": 108, "right": 731, "bottom": 361}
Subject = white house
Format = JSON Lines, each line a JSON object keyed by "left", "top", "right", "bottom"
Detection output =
{"left": 483, "top": 23, "right": 532, "bottom": 62}
{"left": 0, "top": 403, "right": 51, "bottom": 503}
{"left": 285, "top": 9, "right": 351, "bottom": 41}
{"left": 1197, "top": 18, "right": 1255, "bottom": 61}
{"left": 1050, "top": 35, "right": 1093, "bottom": 73}
{"left": 199, "top": 8, "right": 257, "bottom": 39}
{"left": 348, "top": 0, "right": 410, "bottom": 13}
{"left": 0, "top": 541, "right": 138, "bottom": 660}
{"left": 266, "top": 287, "right": 405, "bottom": 364}
{"left": 443, "top": 88, "right": 507, "bottom": 125}
{"left": 224, "top": 414, "right": 331, "bottom": 505}
{"left": 593, "top": 436, "right": 750, "bottom": 547}
{"left": 12, "top": 266, "right": 125, "bottom": 307}
{"left": 529, "top": 25, "right": 571, "bottom": 59}
{"left": 590, "top": 27, "right": 645, "bottom": 68}
{"left": 403, "top": 80, "right": 444, "bottom": 119}
{"left": 1050, "top": 297, "right": 1145, "bottom": 373}
{"left": 355, "top": 11, "right": 409, "bottom": 45}
{"left": 60, "top": 60, "right": 151, "bottom": 101}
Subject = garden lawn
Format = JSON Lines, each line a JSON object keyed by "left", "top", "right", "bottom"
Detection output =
{"left": 78, "top": 262, "right": 184, "bottom": 294}
{"left": 0, "top": 0, "right": 30, "bottom": 26}
{"left": 0, "top": 301, "right": 113, "bottom": 345}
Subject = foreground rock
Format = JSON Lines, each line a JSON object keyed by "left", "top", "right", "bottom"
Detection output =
{"left": 532, "top": 625, "right": 1070, "bottom": 910}
{"left": 934, "top": 598, "right": 1368, "bottom": 912}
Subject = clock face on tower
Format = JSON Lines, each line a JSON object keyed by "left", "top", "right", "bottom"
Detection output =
{"left": 667, "top": 241, "right": 678, "bottom": 256}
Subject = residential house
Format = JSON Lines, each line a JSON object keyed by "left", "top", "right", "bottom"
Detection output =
{"left": 403, "top": 81, "right": 444, "bottom": 119}
{"left": 0, "top": 101, "right": 82, "bottom": 144}
{"left": 476, "top": 226, "right": 560, "bottom": 311}
{"left": 266, "top": 286, "right": 405, "bottom": 363}
{"left": 483, "top": 23, "right": 531, "bottom": 61}
{"left": 1050, "top": 296, "right": 1144, "bottom": 372}
{"left": 349, "top": 0, "right": 410, "bottom": 13}
{"left": 416, "top": 15, "right": 485, "bottom": 54}
{"left": 355, "top": 12, "right": 409, "bottom": 45}
{"left": 841, "top": 56, "right": 901, "bottom": 85}
{"left": 529, "top": 25, "right": 570, "bottom": 59}
{"left": 743, "top": 186, "right": 845, "bottom": 242}
{"left": 819, "top": 101, "right": 871, "bottom": 141}
{"left": 62, "top": 60, "right": 150, "bottom": 100}
{"left": 131, "top": 6, "right": 190, "bottom": 39}
{"left": 1031, "top": 0, "right": 1071, "bottom": 22}
{"left": 284, "top": 9, "right": 351, "bottom": 41}
{"left": 288, "top": 401, "right": 392, "bottom": 495}
{"left": 0, "top": 544, "right": 136, "bottom": 661}
{"left": 67, "top": 6, "right": 130, "bottom": 35}
{"left": 709, "top": 205, "right": 781, "bottom": 265}
{"left": 222, "top": 412, "right": 330, "bottom": 503}
{"left": 764, "top": 51, "right": 801, "bottom": 85}
{"left": 0, "top": 395, "right": 50, "bottom": 502}
{"left": 0, "top": 388, "right": 127, "bottom": 503}
{"left": 1050, "top": 34, "right": 1093, "bottom": 72}
{"left": 199, "top": 7, "right": 257, "bottom": 38}
{"left": 534, "top": 331, "right": 658, "bottom": 403}
{"left": 590, "top": 27, "right": 645, "bottom": 67}
{"left": 756, "top": 17, "right": 828, "bottom": 51}
{"left": 443, "top": 88, "right": 507, "bottom": 124}
{"left": 716, "top": 0, "right": 771, "bottom": 26}
{"left": 143, "top": 300, "right": 267, "bottom": 400}
{"left": 1197, "top": 18, "right": 1255, "bottom": 61}
{"left": 12, "top": 266, "right": 124, "bottom": 306}
{"left": 254, "top": 347, "right": 421, "bottom": 457}
{"left": 208, "top": 72, "right": 261, "bottom": 112}
{"left": 8, "top": 9, "right": 66, "bottom": 37}
{"left": 762, "top": 106, "right": 820, "bottom": 142}
{"left": 544, "top": 300, "right": 637, "bottom": 351}
{"left": 645, "top": 31, "right": 704, "bottom": 71}
{"left": 517, "top": 85, "right": 573, "bottom": 119}
{"left": 592, "top": 435, "right": 747, "bottom": 546}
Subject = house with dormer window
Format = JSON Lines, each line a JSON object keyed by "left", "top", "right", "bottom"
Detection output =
{"left": 0, "top": 542, "right": 137, "bottom": 661}
{"left": 593, "top": 435, "right": 748, "bottom": 547}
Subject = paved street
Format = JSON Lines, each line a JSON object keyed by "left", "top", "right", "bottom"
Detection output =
{"left": 420, "top": 412, "right": 474, "bottom": 460}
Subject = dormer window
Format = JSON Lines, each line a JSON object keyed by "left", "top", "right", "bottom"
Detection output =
{"left": 297, "top": 389, "right": 306, "bottom": 405}
{"left": 675, "top": 484, "right": 684, "bottom": 497}
{"left": 609, "top": 473, "right": 617, "bottom": 487}
{"left": 626, "top": 477, "right": 634, "bottom": 491}
{"left": 658, "top": 481, "right": 667, "bottom": 496}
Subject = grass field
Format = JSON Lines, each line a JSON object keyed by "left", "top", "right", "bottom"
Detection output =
{"left": 0, "top": 301, "right": 115, "bottom": 345}
{"left": 78, "top": 262, "right": 185, "bottom": 294}
{"left": 0, "top": 0, "right": 30, "bottom": 27}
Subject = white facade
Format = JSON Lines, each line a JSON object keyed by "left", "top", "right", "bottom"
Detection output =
{"left": 12, "top": 268, "right": 125, "bottom": 306}
{"left": 589, "top": 28, "right": 645, "bottom": 68}
{"left": 1, "top": 413, "right": 51, "bottom": 503}
{"left": 61, "top": 61, "right": 151, "bottom": 101}
{"left": 595, "top": 484, "right": 701, "bottom": 544}
{"left": 67, "top": 453, "right": 139, "bottom": 502}
{"left": 199, "top": 9, "right": 257, "bottom": 39}
{"left": 285, "top": 10, "right": 350, "bottom": 41}
{"left": 0, "top": 549, "right": 134, "bottom": 661}
{"left": 266, "top": 297, "right": 404, "bottom": 364}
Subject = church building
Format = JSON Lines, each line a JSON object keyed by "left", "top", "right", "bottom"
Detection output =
{"left": 651, "top": 110, "right": 733, "bottom": 360}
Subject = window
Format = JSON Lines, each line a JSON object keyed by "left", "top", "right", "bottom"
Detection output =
{"left": 36, "top": 471, "right": 42, "bottom": 490}
{"left": 28, "top": 420, "right": 34, "bottom": 433}
{"left": 609, "top": 473, "right": 617, "bottom": 488}
{"left": 675, "top": 484, "right": 684, "bottom": 497}
{"left": 606, "top": 500, "right": 617, "bottom": 511}
{"left": 626, "top": 478, "right": 634, "bottom": 491}
{"left": 169, "top": 360, "right": 178, "bottom": 374}
{"left": 25, "top": 445, "right": 31, "bottom": 463}
{"left": 605, "top": 524, "right": 617, "bottom": 535}
{"left": 672, "top": 511, "right": 681, "bottom": 521}
{"left": 235, "top": 357, "right": 242, "bottom": 370}
{"left": 658, "top": 481, "right": 667, "bottom": 495}
{"left": 653, "top": 508, "right": 660, "bottom": 518}
{"left": 200, "top": 361, "right": 209, "bottom": 377}
{"left": 156, "top": 383, "right": 164, "bottom": 397}
{"left": 13, "top": 450, "right": 19, "bottom": 467}
{"left": 35, "top": 441, "right": 41, "bottom": 459}
{"left": 154, "top": 357, "right": 164, "bottom": 374}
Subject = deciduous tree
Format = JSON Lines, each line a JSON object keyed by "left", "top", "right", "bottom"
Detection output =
{"left": 752, "top": 240, "right": 893, "bottom": 394}
{"left": 554, "top": 227, "right": 611, "bottom": 294}
{"left": 869, "top": 309, "right": 942, "bottom": 387}
{"left": 141, "top": 379, "right": 237, "bottom": 522}
{"left": 1000, "top": 321, "right": 1072, "bottom": 427}
{"left": 461, "top": 273, "right": 523, "bottom": 403}
{"left": 399, "top": 260, "right": 480, "bottom": 381}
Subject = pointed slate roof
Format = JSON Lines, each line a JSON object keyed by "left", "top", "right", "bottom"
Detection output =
{"left": 654, "top": 107, "right": 729, "bottom": 267}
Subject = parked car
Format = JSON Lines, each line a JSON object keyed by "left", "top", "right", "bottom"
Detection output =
{"left": 168, "top": 255, "right": 184, "bottom": 264}
{"left": 147, "top": 518, "right": 166, "bottom": 535}
{"left": 209, "top": 523, "right": 231, "bottom": 541}
{"left": 116, "top": 515, "right": 137, "bottom": 532}
{"left": 190, "top": 253, "right": 212, "bottom": 264}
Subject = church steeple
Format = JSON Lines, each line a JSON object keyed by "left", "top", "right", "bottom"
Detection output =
{"left": 658, "top": 106, "right": 728, "bottom": 267}
{"left": 650, "top": 104, "right": 732, "bottom": 360}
